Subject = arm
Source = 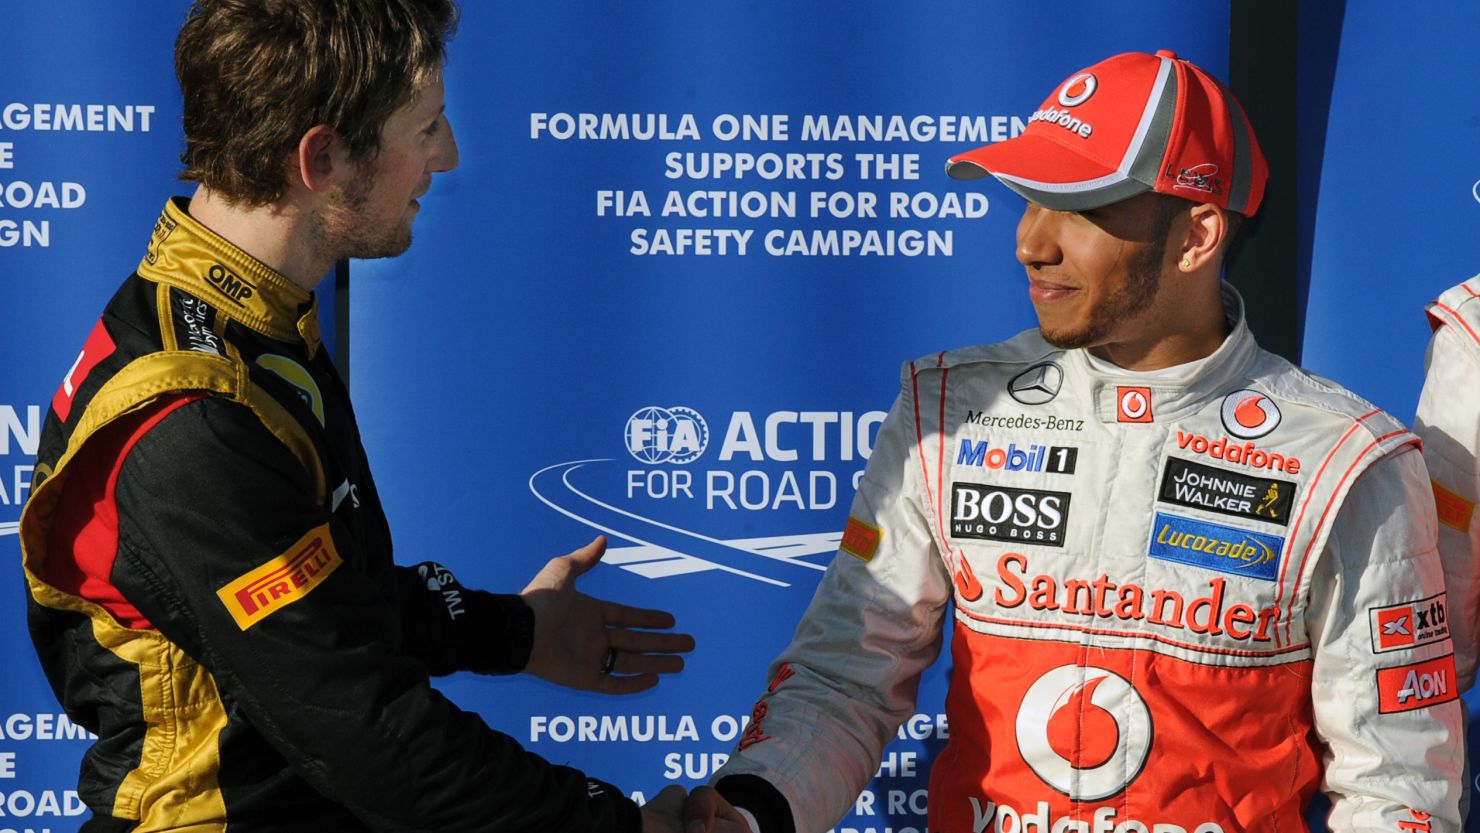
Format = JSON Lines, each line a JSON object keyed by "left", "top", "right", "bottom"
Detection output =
{"left": 1414, "top": 321, "right": 1480, "bottom": 690}
{"left": 712, "top": 387, "right": 952, "bottom": 833}
{"left": 1309, "top": 446, "right": 1463, "bottom": 831}
{"left": 111, "top": 397, "right": 640, "bottom": 832}
{"left": 394, "top": 561, "right": 535, "bottom": 676}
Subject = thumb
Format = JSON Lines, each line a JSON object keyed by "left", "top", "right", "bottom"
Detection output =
{"left": 563, "top": 535, "right": 607, "bottom": 577}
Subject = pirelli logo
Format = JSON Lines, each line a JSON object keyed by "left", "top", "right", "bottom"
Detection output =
{"left": 218, "top": 525, "right": 343, "bottom": 630}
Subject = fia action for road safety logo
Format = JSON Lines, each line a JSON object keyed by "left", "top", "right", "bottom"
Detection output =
{"left": 1016, "top": 664, "right": 1151, "bottom": 800}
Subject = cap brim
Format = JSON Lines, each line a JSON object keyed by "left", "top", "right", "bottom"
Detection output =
{"left": 946, "top": 133, "right": 1151, "bottom": 212}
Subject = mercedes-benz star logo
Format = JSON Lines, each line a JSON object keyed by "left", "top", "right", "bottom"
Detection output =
{"left": 1009, "top": 362, "right": 1064, "bottom": 406}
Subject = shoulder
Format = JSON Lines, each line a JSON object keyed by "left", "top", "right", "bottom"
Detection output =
{"left": 1424, "top": 275, "right": 1480, "bottom": 359}
{"left": 899, "top": 328, "right": 1057, "bottom": 384}
{"left": 1248, "top": 347, "right": 1413, "bottom": 451}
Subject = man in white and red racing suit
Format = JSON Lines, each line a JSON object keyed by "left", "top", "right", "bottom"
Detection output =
{"left": 1417, "top": 277, "right": 1480, "bottom": 694}
{"left": 696, "top": 50, "right": 1464, "bottom": 833}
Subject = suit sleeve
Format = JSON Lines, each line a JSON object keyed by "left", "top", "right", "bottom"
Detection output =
{"left": 713, "top": 382, "right": 952, "bottom": 833}
{"left": 1414, "top": 320, "right": 1480, "bottom": 690}
{"left": 109, "top": 397, "right": 639, "bottom": 833}
{"left": 1307, "top": 446, "right": 1463, "bottom": 832}
{"left": 394, "top": 562, "right": 535, "bottom": 676}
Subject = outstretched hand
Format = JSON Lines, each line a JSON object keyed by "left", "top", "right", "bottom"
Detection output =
{"left": 520, "top": 536, "right": 695, "bottom": 694}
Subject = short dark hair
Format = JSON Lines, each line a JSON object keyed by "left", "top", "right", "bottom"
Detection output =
{"left": 175, "top": 0, "right": 458, "bottom": 205}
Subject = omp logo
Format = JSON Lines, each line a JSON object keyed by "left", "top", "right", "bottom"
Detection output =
{"left": 1016, "top": 664, "right": 1151, "bottom": 801}
{"left": 206, "top": 263, "right": 254, "bottom": 305}
{"left": 1220, "top": 389, "right": 1280, "bottom": 439}
{"left": 950, "top": 483, "right": 1070, "bottom": 547}
{"left": 1377, "top": 655, "right": 1459, "bottom": 714}
{"left": 217, "top": 524, "right": 343, "bottom": 629}
{"left": 626, "top": 406, "right": 708, "bottom": 464}
{"left": 1058, "top": 73, "right": 1097, "bottom": 107}
{"left": 1370, "top": 594, "right": 1449, "bottom": 653}
{"left": 1473, "top": 179, "right": 1480, "bottom": 205}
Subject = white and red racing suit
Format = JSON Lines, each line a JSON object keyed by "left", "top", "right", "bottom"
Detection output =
{"left": 715, "top": 286, "right": 1463, "bottom": 833}
{"left": 1416, "top": 276, "right": 1480, "bottom": 693}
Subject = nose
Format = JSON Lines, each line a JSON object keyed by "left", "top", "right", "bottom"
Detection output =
{"left": 433, "top": 114, "right": 459, "bottom": 173}
{"left": 1016, "top": 202, "right": 1061, "bottom": 269}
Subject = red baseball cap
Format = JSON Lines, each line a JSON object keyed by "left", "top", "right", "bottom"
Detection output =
{"left": 946, "top": 50, "right": 1267, "bottom": 216}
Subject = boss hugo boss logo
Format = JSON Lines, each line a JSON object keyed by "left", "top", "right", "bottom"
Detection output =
{"left": 1008, "top": 362, "right": 1063, "bottom": 406}
{"left": 950, "top": 483, "right": 1070, "bottom": 547}
{"left": 1220, "top": 389, "right": 1280, "bottom": 439}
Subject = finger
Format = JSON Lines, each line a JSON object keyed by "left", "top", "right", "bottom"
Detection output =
{"left": 592, "top": 672, "right": 660, "bottom": 695}
{"left": 608, "top": 628, "right": 696, "bottom": 655}
{"left": 601, "top": 599, "right": 679, "bottom": 630}
{"left": 610, "top": 651, "right": 685, "bottom": 677}
{"left": 563, "top": 536, "right": 607, "bottom": 577}
{"left": 682, "top": 786, "right": 725, "bottom": 832}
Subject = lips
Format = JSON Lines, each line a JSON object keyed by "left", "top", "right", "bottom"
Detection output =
{"left": 1028, "top": 277, "right": 1079, "bottom": 304}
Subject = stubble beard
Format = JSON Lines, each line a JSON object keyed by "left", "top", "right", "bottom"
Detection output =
{"left": 1036, "top": 239, "right": 1166, "bottom": 350}
{"left": 311, "top": 166, "right": 414, "bottom": 264}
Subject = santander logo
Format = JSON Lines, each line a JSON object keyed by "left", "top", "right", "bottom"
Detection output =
{"left": 1220, "top": 389, "right": 1281, "bottom": 440}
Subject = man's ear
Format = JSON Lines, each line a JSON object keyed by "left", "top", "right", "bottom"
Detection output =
{"left": 295, "top": 125, "right": 342, "bottom": 194}
{"left": 1177, "top": 202, "right": 1228, "bottom": 273}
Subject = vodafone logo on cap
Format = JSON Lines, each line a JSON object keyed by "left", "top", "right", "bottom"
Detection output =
{"left": 1016, "top": 664, "right": 1152, "bottom": 800}
{"left": 1220, "top": 389, "right": 1281, "bottom": 439}
{"left": 1058, "top": 73, "right": 1097, "bottom": 107}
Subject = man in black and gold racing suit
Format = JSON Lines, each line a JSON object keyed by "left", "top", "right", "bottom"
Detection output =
{"left": 19, "top": 2, "right": 743, "bottom": 831}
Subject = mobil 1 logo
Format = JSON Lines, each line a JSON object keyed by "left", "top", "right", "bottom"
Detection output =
{"left": 951, "top": 483, "right": 1070, "bottom": 547}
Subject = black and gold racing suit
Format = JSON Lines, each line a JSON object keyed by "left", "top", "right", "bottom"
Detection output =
{"left": 21, "top": 198, "right": 641, "bottom": 832}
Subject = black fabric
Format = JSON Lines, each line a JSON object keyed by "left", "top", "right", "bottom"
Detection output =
{"left": 716, "top": 774, "right": 795, "bottom": 833}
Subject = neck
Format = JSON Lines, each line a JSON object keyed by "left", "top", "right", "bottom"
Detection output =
{"left": 1088, "top": 275, "right": 1230, "bottom": 371}
{"left": 187, "top": 186, "right": 330, "bottom": 292}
